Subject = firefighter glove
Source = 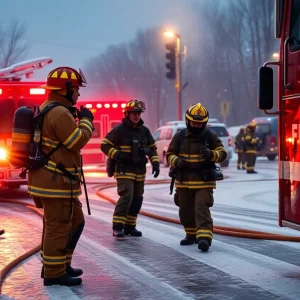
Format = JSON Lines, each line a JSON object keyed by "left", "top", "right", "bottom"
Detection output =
{"left": 176, "top": 158, "right": 189, "bottom": 170}
{"left": 152, "top": 163, "right": 160, "bottom": 178}
{"left": 78, "top": 105, "right": 94, "bottom": 121}
{"left": 116, "top": 152, "right": 132, "bottom": 163}
{"left": 199, "top": 146, "right": 213, "bottom": 161}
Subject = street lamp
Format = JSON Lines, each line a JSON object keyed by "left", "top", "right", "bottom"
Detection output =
{"left": 164, "top": 30, "right": 182, "bottom": 121}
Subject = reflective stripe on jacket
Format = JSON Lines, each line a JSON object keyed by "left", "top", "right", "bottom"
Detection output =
{"left": 28, "top": 92, "right": 93, "bottom": 198}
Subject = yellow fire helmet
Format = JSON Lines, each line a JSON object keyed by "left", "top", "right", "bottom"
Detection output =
{"left": 124, "top": 99, "right": 146, "bottom": 113}
{"left": 248, "top": 121, "right": 257, "bottom": 128}
{"left": 185, "top": 103, "right": 209, "bottom": 124}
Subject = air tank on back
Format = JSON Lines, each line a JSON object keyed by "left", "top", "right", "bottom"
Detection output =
{"left": 9, "top": 106, "right": 34, "bottom": 168}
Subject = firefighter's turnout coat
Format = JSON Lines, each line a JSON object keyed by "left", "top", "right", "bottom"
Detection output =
{"left": 234, "top": 128, "right": 246, "bottom": 153}
{"left": 166, "top": 128, "right": 227, "bottom": 189}
{"left": 101, "top": 118, "right": 159, "bottom": 180}
{"left": 28, "top": 92, "right": 93, "bottom": 198}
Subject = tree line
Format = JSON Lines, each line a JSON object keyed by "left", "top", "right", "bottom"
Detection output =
{"left": 85, "top": 0, "right": 277, "bottom": 131}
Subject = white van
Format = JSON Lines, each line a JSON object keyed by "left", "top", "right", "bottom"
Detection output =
{"left": 153, "top": 121, "right": 233, "bottom": 167}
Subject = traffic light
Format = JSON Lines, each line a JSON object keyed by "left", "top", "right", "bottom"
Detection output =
{"left": 165, "top": 41, "right": 176, "bottom": 80}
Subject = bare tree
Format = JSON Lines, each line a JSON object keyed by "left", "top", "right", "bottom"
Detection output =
{"left": 0, "top": 19, "right": 28, "bottom": 68}
{"left": 86, "top": 28, "right": 172, "bottom": 131}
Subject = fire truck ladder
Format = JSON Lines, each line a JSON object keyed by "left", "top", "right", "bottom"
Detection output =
{"left": 0, "top": 57, "right": 52, "bottom": 81}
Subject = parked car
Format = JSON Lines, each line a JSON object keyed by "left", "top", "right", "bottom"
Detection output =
{"left": 152, "top": 121, "right": 233, "bottom": 167}
{"left": 252, "top": 116, "right": 278, "bottom": 161}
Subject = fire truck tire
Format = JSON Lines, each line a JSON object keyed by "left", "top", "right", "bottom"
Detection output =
{"left": 220, "top": 159, "right": 229, "bottom": 168}
{"left": 267, "top": 155, "right": 276, "bottom": 161}
{"left": 163, "top": 153, "right": 169, "bottom": 167}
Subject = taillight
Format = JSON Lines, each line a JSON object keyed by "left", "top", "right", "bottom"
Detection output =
{"left": 228, "top": 137, "right": 232, "bottom": 147}
{"left": 270, "top": 136, "right": 276, "bottom": 145}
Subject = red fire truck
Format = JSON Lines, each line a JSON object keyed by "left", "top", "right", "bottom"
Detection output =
{"left": 0, "top": 57, "right": 52, "bottom": 189}
{"left": 258, "top": 0, "right": 300, "bottom": 230}
{"left": 76, "top": 99, "right": 127, "bottom": 164}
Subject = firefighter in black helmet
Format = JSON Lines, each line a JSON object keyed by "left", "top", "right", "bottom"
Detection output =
{"left": 101, "top": 99, "right": 160, "bottom": 238}
{"left": 166, "top": 103, "right": 227, "bottom": 252}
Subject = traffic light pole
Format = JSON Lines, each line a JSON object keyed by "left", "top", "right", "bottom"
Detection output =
{"left": 176, "top": 37, "right": 182, "bottom": 120}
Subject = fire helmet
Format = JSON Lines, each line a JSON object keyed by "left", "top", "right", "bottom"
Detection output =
{"left": 248, "top": 121, "right": 257, "bottom": 128}
{"left": 185, "top": 103, "right": 209, "bottom": 124}
{"left": 40, "top": 67, "right": 87, "bottom": 90}
{"left": 123, "top": 99, "right": 146, "bottom": 113}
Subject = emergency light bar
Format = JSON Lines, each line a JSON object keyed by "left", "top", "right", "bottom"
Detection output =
{"left": 112, "top": 104, "right": 118, "bottom": 108}
{"left": 30, "top": 88, "right": 45, "bottom": 95}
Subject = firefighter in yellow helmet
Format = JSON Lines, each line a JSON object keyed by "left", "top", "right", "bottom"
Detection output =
{"left": 166, "top": 103, "right": 227, "bottom": 252}
{"left": 244, "top": 121, "right": 258, "bottom": 173}
{"left": 28, "top": 67, "right": 94, "bottom": 286}
{"left": 101, "top": 99, "right": 160, "bottom": 238}
{"left": 235, "top": 126, "right": 247, "bottom": 170}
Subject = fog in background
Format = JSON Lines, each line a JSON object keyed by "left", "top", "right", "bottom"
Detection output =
{"left": 0, "top": 0, "right": 278, "bottom": 131}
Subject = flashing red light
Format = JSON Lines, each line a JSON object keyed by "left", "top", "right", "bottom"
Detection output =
{"left": 104, "top": 104, "right": 110, "bottom": 108}
{"left": 96, "top": 104, "right": 102, "bottom": 108}
{"left": 30, "top": 88, "right": 46, "bottom": 95}
{"left": 112, "top": 103, "right": 118, "bottom": 108}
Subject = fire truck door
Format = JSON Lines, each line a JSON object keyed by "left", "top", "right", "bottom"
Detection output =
{"left": 279, "top": 0, "right": 300, "bottom": 228}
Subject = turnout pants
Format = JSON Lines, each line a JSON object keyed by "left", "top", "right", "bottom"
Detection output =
{"left": 177, "top": 188, "right": 214, "bottom": 245}
{"left": 113, "top": 179, "right": 144, "bottom": 230}
{"left": 237, "top": 150, "right": 246, "bottom": 169}
{"left": 33, "top": 197, "right": 85, "bottom": 278}
{"left": 246, "top": 152, "right": 256, "bottom": 171}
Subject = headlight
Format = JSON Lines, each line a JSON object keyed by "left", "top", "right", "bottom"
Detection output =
{"left": 0, "top": 147, "right": 8, "bottom": 160}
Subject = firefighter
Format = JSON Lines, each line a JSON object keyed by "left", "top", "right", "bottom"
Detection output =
{"left": 0, "top": 229, "right": 4, "bottom": 235}
{"left": 234, "top": 126, "right": 246, "bottom": 170}
{"left": 244, "top": 121, "right": 258, "bottom": 174}
{"left": 28, "top": 67, "right": 94, "bottom": 286}
{"left": 101, "top": 99, "right": 160, "bottom": 238}
{"left": 166, "top": 103, "right": 227, "bottom": 252}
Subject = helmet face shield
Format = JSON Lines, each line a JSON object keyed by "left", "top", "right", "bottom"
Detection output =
{"left": 79, "top": 68, "right": 87, "bottom": 86}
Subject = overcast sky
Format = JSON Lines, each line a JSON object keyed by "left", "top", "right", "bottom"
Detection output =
{"left": 1, "top": 0, "right": 202, "bottom": 80}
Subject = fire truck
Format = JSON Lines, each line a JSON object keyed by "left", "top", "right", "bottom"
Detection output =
{"left": 0, "top": 57, "right": 52, "bottom": 189}
{"left": 258, "top": 0, "right": 300, "bottom": 230}
{"left": 76, "top": 99, "right": 127, "bottom": 164}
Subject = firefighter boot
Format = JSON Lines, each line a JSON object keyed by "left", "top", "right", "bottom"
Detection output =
{"left": 44, "top": 273, "right": 82, "bottom": 286}
{"left": 247, "top": 170, "right": 258, "bottom": 174}
{"left": 113, "top": 228, "right": 125, "bottom": 239}
{"left": 124, "top": 226, "right": 142, "bottom": 237}
{"left": 198, "top": 239, "right": 210, "bottom": 252}
{"left": 41, "top": 265, "right": 83, "bottom": 278}
{"left": 237, "top": 166, "right": 241, "bottom": 170}
{"left": 66, "top": 265, "right": 83, "bottom": 277}
{"left": 180, "top": 235, "right": 196, "bottom": 245}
